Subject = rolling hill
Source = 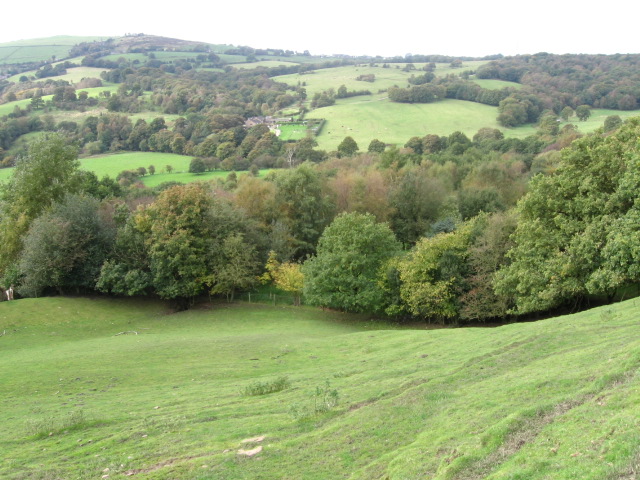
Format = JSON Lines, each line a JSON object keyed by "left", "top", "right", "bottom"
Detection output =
{"left": 0, "top": 296, "right": 638, "bottom": 479}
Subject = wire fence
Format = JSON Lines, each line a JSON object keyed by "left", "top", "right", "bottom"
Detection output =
{"left": 236, "top": 291, "right": 303, "bottom": 307}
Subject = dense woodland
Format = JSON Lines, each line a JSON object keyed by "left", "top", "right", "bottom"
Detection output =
{"left": 1, "top": 37, "right": 639, "bottom": 321}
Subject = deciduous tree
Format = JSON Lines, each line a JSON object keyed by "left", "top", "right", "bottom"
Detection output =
{"left": 337, "top": 136, "right": 359, "bottom": 157}
{"left": 494, "top": 118, "right": 640, "bottom": 314}
{"left": 0, "top": 133, "right": 81, "bottom": 273}
{"left": 303, "top": 212, "right": 401, "bottom": 313}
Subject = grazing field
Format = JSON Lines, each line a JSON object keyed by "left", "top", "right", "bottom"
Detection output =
{"left": 0, "top": 99, "right": 32, "bottom": 117}
{"left": 24, "top": 110, "right": 181, "bottom": 129}
{"left": 309, "top": 95, "right": 502, "bottom": 150}
{"left": 6, "top": 66, "right": 109, "bottom": 84}
{"left": 79, "top": 152, "right": 195, "bottom": 179}
{"left": 78, "top": 152, "right": 268, "bottom": 187}
{"left": 276, "top": 65, "right": 421, "bottom": 98}
{"left": 0, "top": 36, "right": 107, "bottom": 47}
{"left": 0, "top": 296, "right": 638, "bottom": 479}
{"left": 0, "top": 45, "right": 72, "bottom": 65}
{"left": 504, "top": 109, "right": 640, "bottom": 139}
{"left": 0, "top": 36, "right": 108, "bottom": 65}
{"left": 140, "top": 169, "right": 253, "bottom": 188}
{"left": 274, "top": 62, "right": 489, "bottom": 98}
{"left": 232, "top": 60, "right": 301, "bottom": 70}
{"left": 217, "top": 54, "right": 249, "bottom": 64}
{"left": 0, "top": 152, "right": 265, "bottom": 186}
{"left": 277, "top": 122, "right": 309, "bottom": 141}
{"left": 572, "top": 108, "right": 640, "bottom": 133}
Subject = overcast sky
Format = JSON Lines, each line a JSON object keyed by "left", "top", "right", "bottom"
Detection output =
{"left": 2, "top": 1, "right": 638, "bottom": 58}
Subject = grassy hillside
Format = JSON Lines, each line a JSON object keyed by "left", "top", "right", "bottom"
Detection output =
{"left": 0, "top": 36, "right": 108, "bottom": 65}
{"left": 1, "top": 296, "right": 638, "bottom": 479}
{"left": 309, "top": 96, "right": 502, "bottom": 151}
{"left": 0, "top": 151, "right": 264, "bottom": 185}
{"left": 6, "top": 66, "right": 109, "bottom": 83}
{"left": 79, "top": 152, "right": 194, "bottom": 178}
{"left": 78, "top": 152, "right": 268, "bottom": 187}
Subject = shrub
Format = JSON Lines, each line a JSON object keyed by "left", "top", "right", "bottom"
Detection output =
{"left": 242, "top": 376, "right": 290, "bottom": 396}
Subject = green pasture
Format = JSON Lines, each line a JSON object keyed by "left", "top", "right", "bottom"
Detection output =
{"left": 262, "top": 55, "right": 328, "bottom": 64}
{"left": 502, "top": 109, "right": 640, "bottom": 139}
{"left": 0, "top": 36, "right": 108, "bottom": 48}
{"left": 1, "top": 152, "right": 195, "bottom": 184}
{"left": 0, "top": 36, "right": 108, "bottom": 65}
{"left": 6, "top": 66, "right": 109, "bottom": 84}
{"left": 217, "top": 54, "right": 248, "bottom": 64}
{"left": 0, "top": 99, "right": 31, "bottom": 117}
{"left": 310, "top": 95, "right": 502, "bottom": 150}
{"left": 141, "top": 169, "right": 260, "bottom": 188}
{"left": 0, "top": 151, "right": 265, "bottom": 187}
{"left": 233, "top": 60, "right": 301, "bottom": 70}
{"left": 78, "top": 152, "right": 267, "bottom": 187}
{"left": 433, "top": 59, "right": 488, "bottom": 74}
{"left": 277, "top": 123, "right": 309, "bottom": 141}
{"left": 79, "top": 152, "right": 195, "bottom": 179}
{"left": 75, "top": 85, "right": 119, "bottom": 97}
{"left": 34, "top": 110, "right": 180, "bottom": 129}
{"left": 0, "top": 295, "right": 638, "bottom": 479}
{"left": 572, "top": 108, "right": 640, "bottom": 133}
{"left": 0, "top": 46, "right": 71, "bottom": 65}
{"left": 274, "top": 62, "right": 489, "bottom": 99}
{"left": 275, "top": 65, "right": 418, "bottom": 98}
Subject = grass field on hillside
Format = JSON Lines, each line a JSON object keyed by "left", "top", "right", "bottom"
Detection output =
{"left": 78, "top": 152, "right": 267, "bottom": 187}
{"left": 217, "top": 54, "right": 249, "bottom": 64}
{"left": 0, "top": 99, "right": 32, "bottom": 117}
{"left": 274, "top": 62, "right": 489, "bottom": 98}
{"left": 275, "top": 65, "right": 421, "bottom": 97}
{"left": 6, "top": 66, "right": 109, "bottom": 83}
{"left": 309, "top": 96, "right": 502, "bottom": 150}
{"left": 0, "top": 36, "right": 108, "bottom": 65}
{"left": 0, "top": 296, "right": 638, "bottom": 479}
{"left": 233, "top": 60, "right": 301, "bottom": 70}
{"left": 503, "top": 109, "right": 640, "bottom": 139}
{"left": 80, "top": 152, "right": 194, "bottom": 179}
{"left": 141, "top": 169, "right": 262, "bottom": 188}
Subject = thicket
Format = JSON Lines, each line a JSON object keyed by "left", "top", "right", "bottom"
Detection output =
{"left": 0, "top": 109, "right": 581, "bottom": 319}
{"left": 476, "top": 53, "right": 640, "bottom": 125}
{"left": 1, "top": 48, "right": 639, "bottom": 321}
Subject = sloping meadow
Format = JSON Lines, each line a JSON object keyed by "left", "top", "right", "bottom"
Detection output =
{"left": 0, "top": 296, "right": 638, "bottom": 479}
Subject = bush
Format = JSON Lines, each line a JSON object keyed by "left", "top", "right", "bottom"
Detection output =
{"left": 242, "top": 376, "right": 290, "bottom": 396}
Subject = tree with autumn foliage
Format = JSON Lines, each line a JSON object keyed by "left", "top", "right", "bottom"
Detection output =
{"left": 261, "top": 250, "right": 304, "bottom": 305}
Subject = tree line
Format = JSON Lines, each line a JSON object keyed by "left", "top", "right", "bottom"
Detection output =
{"left": 4, "top": 113, "right": 636, "bottom": 320}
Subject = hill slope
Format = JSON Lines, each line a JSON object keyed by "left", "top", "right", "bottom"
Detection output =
{"left": 1, "top": 297, "right": 638, "bottom": 479}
